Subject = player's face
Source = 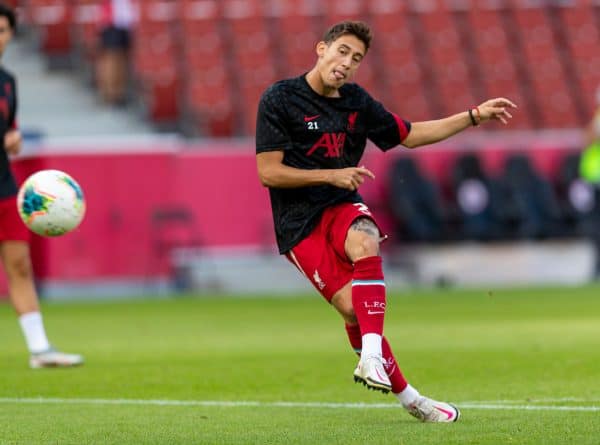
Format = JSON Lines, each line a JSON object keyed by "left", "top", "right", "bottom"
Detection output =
{"left": 0, "top": 17, "right": 13, "bottom": 57}
{"left": 316, "top": 34, "right": 366, "bottom": 90}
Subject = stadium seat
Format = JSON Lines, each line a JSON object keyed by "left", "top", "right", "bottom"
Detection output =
{"left": 133, "top": 0, "right": 180, "bottom": 122}
{"left": 555, "top": 3, "right": 600, "bottom": 119}
{"left": 465, "top": 2, "right": 532, "bottom": 128}
{"left": 451, "top": 153, "right": 512, "bottom": 241}
{"left": 388, "top": 157, "right": 448, "bottom": 242}
{"left": 324, "top": 0, "right": 368, "bottom": 24}
{"left": 178, "top": 0, "right": 235, "bottom": 135}
{"left": 410, "top": 1, "right": 478, "bottom": 116}
{"left": 501, "top": 154, "right": 566, "bottom": 239}
{"left": 266, "top": 0, "right": 323, "bottom": 78}
{"left": 222, "top": 0, "right": 277, "bottom": 135}
{"left": 26, "top": 0, "right": 73, "bottom": 57}
{"left": 369, "top": 0, "right": 432, "bottom": 120}
{"left": 510, "top": 3, "right": 578, "bottom": 128}
{"left": 71, "top": 1, "right": 103, "bottom": 68}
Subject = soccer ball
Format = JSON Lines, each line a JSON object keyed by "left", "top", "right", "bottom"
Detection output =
{"left": 17, "top": 169, "right": 86, "bottom": 237}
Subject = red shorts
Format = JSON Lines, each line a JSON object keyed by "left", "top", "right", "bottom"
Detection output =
{"left": 285, "top": 202, "right": 383, "bottom": 302}
{"left": 0, "top": 196, "right": 30, "bottom": 242}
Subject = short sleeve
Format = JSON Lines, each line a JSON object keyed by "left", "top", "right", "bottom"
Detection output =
{"left": 365, "top": 94, "right": 411, "bottom": 151}
{"left": 256, "top": 85, "right": 292, "bottom": 153}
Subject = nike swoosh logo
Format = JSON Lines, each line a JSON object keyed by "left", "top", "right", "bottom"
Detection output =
{"left": 434, "top": 405, "right": 456, "bottom": 420}
{"left": 367, "top": 310, "right": 385, "bottom": 315}
{"left": 304, "top": 115, "right": 320, "bottom": 122}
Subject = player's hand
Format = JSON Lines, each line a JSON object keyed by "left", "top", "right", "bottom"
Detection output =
{"left": 476, "top": 98, "right": 517, "bottom": 125}
{"left": 329, "top": 166, "right": 375, "bottom": 191}
{"left": 4, "top": 130, "right": 22, "bottom": 155}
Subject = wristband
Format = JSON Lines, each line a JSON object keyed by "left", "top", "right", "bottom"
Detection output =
{"left": 468, "top": 109, "right": 478, "bottom": 126}
{"left": 474, "top": 106, "right": 481, "bottom": 124}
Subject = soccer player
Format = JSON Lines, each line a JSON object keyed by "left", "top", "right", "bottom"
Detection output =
{"left": 0, "top": 3, "right": 83, "bottom": 368}
{"left": 255, "top": 21, "right": 516, "bottom": 422}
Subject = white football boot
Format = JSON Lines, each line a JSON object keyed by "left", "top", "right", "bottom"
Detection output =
{"left": 404, "top": 395, "right": 460, "bottom": 422}
{"left": 353, "top": 355, "right": 392, "bottom": 393}
{"left": 30, "top": 347, "right": 84, "bottom": 369}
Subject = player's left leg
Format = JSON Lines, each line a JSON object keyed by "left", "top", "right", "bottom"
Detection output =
{"left": 0, "top": 240, "right": 84, "bottom": 368}
{"left": 332, "top": 286, "right": 460, "bottom": 422}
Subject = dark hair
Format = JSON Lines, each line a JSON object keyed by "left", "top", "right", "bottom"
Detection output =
{"left": 323, "top": 21, "right": 372, "bottom": 53}
{"left": 0, "top": 3, "right": 16, "bottom": 30}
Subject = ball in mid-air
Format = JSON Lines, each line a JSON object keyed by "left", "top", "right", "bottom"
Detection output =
{"left": 17, "top": 169, "right": 86, "bottom": 237}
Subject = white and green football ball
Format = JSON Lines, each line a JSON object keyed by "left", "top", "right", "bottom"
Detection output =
{"left": 17, "top": 169, "right": 86, "bottom": 237}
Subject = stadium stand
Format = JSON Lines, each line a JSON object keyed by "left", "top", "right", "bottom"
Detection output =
{"left": 133, "top": 0, "right": 180, "bottom": 123}
{"left": 222, "top": 0, "right": 277, "bottom": 135}
{"left": 266, "top": 0, "right": 323, "bottom": 79}
{"left": 368, "top": 0, "right": 432, "bottom": 121}
{"left": 407, "top": 0, "right": 478, "bottom": 118}
{"left": 179, "top": 0, "right": 235, "bottom": 136}
{"left": 18, "top": 0, "right": 600, "bottom": 136}
{"left": 463, "top": 1, "right": 533, "bottom": 129}
{"left": 552, "top": 1, "right": 600, "bottom": 119}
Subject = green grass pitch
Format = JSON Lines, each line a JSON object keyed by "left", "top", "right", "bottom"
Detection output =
{"left": 1, "top": 285, "right": 599, "bottom": 444}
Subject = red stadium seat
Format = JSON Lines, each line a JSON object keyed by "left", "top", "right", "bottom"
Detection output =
{"left": 222, "top": 0, "right": 277, "bottom": 134}
{"left": 324, "top": 0, "right": 368, "bottom": 24}
{"left": 465, "top": 2, "right": 532, "bottom": 128}
{"left": 27, "top": 0, "right": 73, "bottom": 55}
{"left": 71, "top": 0, "right": 103, "bottom": 65}
{"left": 556, "top": 2, "right": 600, "bottom": 118}
{"left": 510, "top": 2, "right": 578, "bottom": 128}
{"left": 411, "top": 0, "right": 478, "bottom": 116}
{"left": 187, "top": 66, "right": 235, "bottom": 136}
{"left": 133, "top": 0, "right": 180, "bottom": 122}
{"left": 265, "top": 0, "right": 322, "bottom": 78}
{"left": 177, "top": 0, "right": 235, "bottom": 135}
{"left": 369, "top": 0, "right": 432, "bottom": 121}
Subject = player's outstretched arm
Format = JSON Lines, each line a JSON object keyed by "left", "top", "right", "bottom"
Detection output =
{"left": 402, "top": 98, "right": 517, "bottom": 149}
{"left": 257, "top": 151, "right": 375, "bottom": 191}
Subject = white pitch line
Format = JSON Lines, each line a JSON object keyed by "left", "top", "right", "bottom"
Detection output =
{"left": 0, "top": 397, "right": 599, "bottom": 412}
{"left": 461, "top": 397, "right": 600, "bottom": 404}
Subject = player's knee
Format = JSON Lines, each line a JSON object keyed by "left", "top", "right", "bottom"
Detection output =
{"left": 6, "top": 254, "right": 33, "bottom": 280}
{"left": 346, "top": 230, "right": 379, "bottom": 261}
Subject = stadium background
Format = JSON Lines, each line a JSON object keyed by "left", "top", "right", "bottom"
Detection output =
{"left": 1, "top": 2, "right": 600, "bottom": 444}
{"left": 2, "top": 0, "right": 600, "bottom": 297}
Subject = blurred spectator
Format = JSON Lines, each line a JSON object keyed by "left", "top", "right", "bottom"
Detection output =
{"left": 580, "top": 86, "right": 600, "bottom": 185}
{"left": 96, "top": 0, "right": 135, "bottom": 106}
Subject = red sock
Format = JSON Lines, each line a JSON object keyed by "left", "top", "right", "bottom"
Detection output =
{"left": 382, "top": 337, "right": 408, "bottom": 393}
{"left": 352, "top": 256, "right": 386, "bottom": 336}
{"left": 345, "top": 323, "right": 408, "bottom": 393}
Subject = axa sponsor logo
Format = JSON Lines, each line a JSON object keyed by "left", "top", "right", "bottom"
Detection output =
{"left": 307, "top": 132, "right": 346, "bottom": 158}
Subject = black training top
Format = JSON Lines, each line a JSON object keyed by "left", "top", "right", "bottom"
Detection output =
{"left": 0, "top": 66, "right": 18, "bottom": 199}
{"left": 256, "top": 74, "right": 411, "bottom": 254}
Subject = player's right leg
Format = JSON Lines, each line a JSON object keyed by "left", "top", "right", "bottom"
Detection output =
{"left": 0, "top": 239, "right": 84, "bottom": 368}
{"left": 336, "top": 290, "right": 459, "bottom": 422}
